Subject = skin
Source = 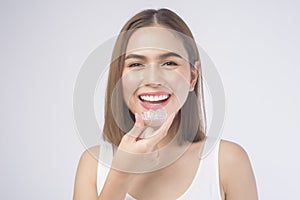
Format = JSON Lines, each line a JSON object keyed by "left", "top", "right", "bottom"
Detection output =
{"left": 73, "top": 27, "right": 258, "bottom": 200}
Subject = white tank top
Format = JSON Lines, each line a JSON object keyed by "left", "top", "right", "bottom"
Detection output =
{"left": 97, "top": 140, "right": 222, "bottom": 199}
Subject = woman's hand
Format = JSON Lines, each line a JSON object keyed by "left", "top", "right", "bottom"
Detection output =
{"left": 112, "top": 112, "right": 175, "bottom": 173}
{"left": 98, "top": 112, "right": 175, "bottom": 199}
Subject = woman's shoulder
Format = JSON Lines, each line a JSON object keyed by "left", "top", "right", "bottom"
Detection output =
{"left": 80, "top": 145, "right": 100, "bottom": 161}
{"left": 219, "top": 139, "right": 249, "bottom": 162}
{"left": 73, "top": 146, "right": 100, "bottom": 199}
{"left": 218, "top": 139, "right": 258, "bottom": 199}
{"left": 219, "top": 139, "right": 252, "bottom": 175}
{"left": 75, "top": 145, "right": 100, "bottom": 177}
{"left": 75, "top": 146, "right": 101, "bottom": 183}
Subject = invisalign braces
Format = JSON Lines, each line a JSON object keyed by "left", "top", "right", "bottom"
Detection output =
{"left": 141, "top": 108, "right": 167, "bottom": 121}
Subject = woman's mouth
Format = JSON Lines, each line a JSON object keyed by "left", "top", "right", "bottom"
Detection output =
{"left": 138, "top": 92, "right": 171, "bottom": 110}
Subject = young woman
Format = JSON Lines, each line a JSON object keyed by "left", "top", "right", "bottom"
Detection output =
{"left": 73, "top": 8, "right": 258, "bottom": 200}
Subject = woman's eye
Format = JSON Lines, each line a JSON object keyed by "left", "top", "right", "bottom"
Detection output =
{"left": 162, "top": 61, "right": 178, "bottom": 66}
{"left": 128, "top": 63, "right": 143, "bottom": 67}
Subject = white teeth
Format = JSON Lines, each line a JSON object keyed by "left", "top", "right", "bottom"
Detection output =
{"left": 140, "top": 95, "right": 169, "bottom": 102}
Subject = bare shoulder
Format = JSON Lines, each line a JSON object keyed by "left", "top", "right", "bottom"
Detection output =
{"left": 78, "top": 146, "right": 100, "bottom": 165}
{"left": 219, "top": 140, "right": 249, "bottom": 164}
{"left": 219, "top": 140, "right": 258, "bottom": 200}
{"left": 73, "top": 146, "right": 100, "bottom": 200}
{"left": 75, "top": 145, "right": 100, "bottom": 181}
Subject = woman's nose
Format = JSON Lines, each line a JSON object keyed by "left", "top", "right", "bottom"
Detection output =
{"left": 143, "top": 64, "right": 164, "bottom": 86}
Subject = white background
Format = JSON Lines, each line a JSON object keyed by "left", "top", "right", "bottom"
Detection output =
{"left": 1, "top": 0, "right": 299, "bottom": 199}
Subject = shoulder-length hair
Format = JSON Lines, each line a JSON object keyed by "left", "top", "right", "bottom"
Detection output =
{"left": 102, "top": 8, "right": 206, "bottom": 146}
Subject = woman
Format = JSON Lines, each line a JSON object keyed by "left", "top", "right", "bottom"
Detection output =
{"left": 73, "top": 8, "right": 258, "bottom": 200}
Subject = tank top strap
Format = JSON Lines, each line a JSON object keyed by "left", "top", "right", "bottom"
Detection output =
{"left": 179, "top": 139, "right": 222, "bottom": 199}
{"left": 97, "top": 140, "right": 113, "bottom": 195}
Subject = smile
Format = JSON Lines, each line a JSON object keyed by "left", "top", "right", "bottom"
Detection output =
{"left": 139, "top": 94, "right": 170, "bottom": 102}
{"left": 138, "top": 92, "right": 171, "bottom": 110}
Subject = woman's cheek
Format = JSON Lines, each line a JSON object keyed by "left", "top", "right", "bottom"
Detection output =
{"left": 163, "top": 69, "right": 191, "bottom": 107}
{"left": 121, "top": 71, "right": 143, "bottom": 105}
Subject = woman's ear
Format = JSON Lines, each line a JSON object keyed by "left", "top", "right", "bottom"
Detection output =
{"left": 190, "top": 61, "right": 200, "bottom": 91}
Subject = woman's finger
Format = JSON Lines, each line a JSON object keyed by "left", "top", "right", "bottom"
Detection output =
{"left": 126, "top": 113, "right": 145, "bottom": 139}
{"left": 146, "top": 112, "right": 175, "bottom": 145}
{"left": 140, "top": 127, "right": 154, "bottom": 139}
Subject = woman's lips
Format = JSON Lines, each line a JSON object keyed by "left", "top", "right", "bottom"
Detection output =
{"left": 138, "top": 92, "right": 171, "bottom": 110}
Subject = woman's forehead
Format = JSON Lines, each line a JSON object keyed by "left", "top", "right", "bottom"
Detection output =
{"left": 126, "top": 27, "right": 189, "bottom": 60}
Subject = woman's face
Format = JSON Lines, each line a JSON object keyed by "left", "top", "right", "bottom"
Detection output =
{"left": 121, "top": 27, "right": 197, "bottom": 125}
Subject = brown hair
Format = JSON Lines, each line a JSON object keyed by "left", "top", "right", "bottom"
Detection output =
{"left": 103, "top": 8, "right": 206, "bottom": 145}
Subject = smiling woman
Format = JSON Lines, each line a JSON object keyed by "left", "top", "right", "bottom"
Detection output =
{"left": 73, "top": 8, "right": 258, "bottom": 200}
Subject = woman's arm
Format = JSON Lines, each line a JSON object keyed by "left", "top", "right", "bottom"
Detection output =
{"left": 219, "top": 140, "right": 258, "bottom": 200}
{"left": 98, "top": 169, "right": 133, "bottom": 199}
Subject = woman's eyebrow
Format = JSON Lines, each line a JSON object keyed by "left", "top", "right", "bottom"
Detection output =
{"left": 125, "top": 52, "right": 183, "bottom": 61}
{"left": 158, "top": 52, "right": 183, "bottom": 60}
{"left": 125, "top": 54, "right": 146, "bottom": 60}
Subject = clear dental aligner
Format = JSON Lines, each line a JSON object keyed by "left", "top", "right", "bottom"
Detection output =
{"left": 141, "top": 108, "right": 167, "bottom": 121}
